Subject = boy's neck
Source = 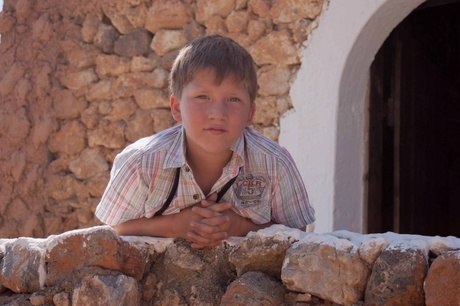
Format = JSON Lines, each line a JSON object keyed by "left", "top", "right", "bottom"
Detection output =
{"left": 186, "top": 149, "right": 233, "bottom": 195}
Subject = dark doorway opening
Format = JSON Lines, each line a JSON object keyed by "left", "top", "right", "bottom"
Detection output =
{"left": 367, "top": 0, "right": 460, "bottom": 236}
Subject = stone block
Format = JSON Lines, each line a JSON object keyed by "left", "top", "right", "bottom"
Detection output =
{"left": 221, "top": 271, "right": 286, "bottom": 305}
{"left": 424, "top": 250, "right": 460, "bottom": 306}
{"left": 114, "top": 28, "right": 152, "bottom": 58}
{"left": 46, "top": 226, "right": 148, "bottom": 287}
{"left": 365, "top": 241, "right": 428, "bottom": 306}
{"left": 282, "top": 233, "right": 371, "bottom": 305}
{"left": 0, "top": 238, "right": 46, "bottom": 293}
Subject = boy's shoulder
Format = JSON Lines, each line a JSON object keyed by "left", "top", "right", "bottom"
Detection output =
{"left": 244, "top": 127, "right": 287, "bottom": 158}
{"left": 115, "top": 125, "right": 181, "bottom": 163}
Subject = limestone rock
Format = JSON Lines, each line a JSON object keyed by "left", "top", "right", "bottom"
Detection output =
{"left": 365, "top": 241, "right": 428, "bottom": 306}
{"left": 95, "top": 54, "right": 131, "bottom": 77}
{"left": 69, "top": 148, "right": 109, "bottom": 180}
{"left": 258, "top": 66, "right": 292, "bottom": 96}
{"left": 424, "top": 251, "right": 460, "bottom": 306}
{"left": 282, "top": 233, "right": 371, "bottom": 305}
{"left": 57, "top": 68, "right": 98, "bottom": 90}
{"left": 125, "top": 109, "right": 155, "bottom": 142}
{"left": 72, "top": 274, "right": 140, "bottom": 305}
{"left": 195, "top": 0, "right": 236, "bottom": 24}
{"left": 248, "top": 0, "right": 271, "bottom": 18}
{"left": 271, "top": 0, "right": 324, "bottom": 24}
{"left": 88, "top": 120, "right": 126, "bottom": 149}
{"left": 134, "top": 88, "right": 169, "bottom": 110}
{"left": 229, "top": 224, "right": 304, "bottom": 278}
{"left": 150, "top": 29, "right": 188, "bottom": 56}
{"left": 248, "top": 30, "right": 299, "bottom": 66}
{"left": 221, "top": 271, "right": 286, "bottom": 305}
{"left": 46, "top": 226, "right": 148, "bottom": 287}
{"left": 53, "top": 89, "right": 88, "bottom": 120}
{"left": 145, "top": 0, "right": 192, "bottom": 34}
{"left": 0, "top": 238, "right": 46, "bottom": 293}
{"left": 94, "top": 24, "right": 119, "bottom": 54}
{"left": 114, "top": 28, "right": 152, "bottom": 57}
{"left": 48, "top": 120, "right": 86, "bottom": 155}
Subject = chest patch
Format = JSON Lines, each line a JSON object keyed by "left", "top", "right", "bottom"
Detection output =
{"left": 233, "top": 173, "right": 268, "bottom": 208}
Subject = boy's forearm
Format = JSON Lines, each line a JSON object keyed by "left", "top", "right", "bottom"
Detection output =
{"left": 231, "top": 215, "right": 275, "bottom": 237}
{"left": 111, "top": 215, "right": 179, "bottom": 238}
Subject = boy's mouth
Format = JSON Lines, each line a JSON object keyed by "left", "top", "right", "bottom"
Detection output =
{"left": 205, "top": 127, "right": 227, "bottom": 134}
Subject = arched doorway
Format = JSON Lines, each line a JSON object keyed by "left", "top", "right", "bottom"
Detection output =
{"left": 281, "top": 0, "right": 427, "bottom": 233}
{"left": 367, "top": 0, "right": 460, "bottom": 236}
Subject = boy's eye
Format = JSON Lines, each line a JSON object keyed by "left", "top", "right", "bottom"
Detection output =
{"left": 196, "top": 95, "right": 209, "bottom": 100}
{"left": 228, "top": 97, "right": 242, "bottom": 102}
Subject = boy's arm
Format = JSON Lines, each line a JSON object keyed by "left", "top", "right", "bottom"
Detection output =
{"left": 111, "top": 203, "right": 230, "bottom": 243}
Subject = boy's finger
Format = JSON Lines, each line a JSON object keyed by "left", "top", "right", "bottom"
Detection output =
{"left": 192, "top": 203, "right": 231, "bottom": 217}
{"left": 202, "top": 193, "right": 218, "bottom": 207}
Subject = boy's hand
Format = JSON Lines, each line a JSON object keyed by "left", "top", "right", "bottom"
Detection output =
{"left": 188, "top": 193, "right": 245, "bottom": 249}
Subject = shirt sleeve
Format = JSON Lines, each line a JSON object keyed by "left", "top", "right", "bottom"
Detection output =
{"left": 95, "top": 151, "right": 148, "bottom": 226}
{"left": 271, "top": 147, "right": 316, "bottom": 228}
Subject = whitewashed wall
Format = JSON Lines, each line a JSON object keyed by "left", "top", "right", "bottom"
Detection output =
{"left": 281, "top": 0, "right": 426, "bottom": 233}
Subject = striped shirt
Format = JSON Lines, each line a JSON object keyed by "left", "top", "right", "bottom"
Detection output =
{"left": 95, "top": 124, "right": 315, "bottom": 228}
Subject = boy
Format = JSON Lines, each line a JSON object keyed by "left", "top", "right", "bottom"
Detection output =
{"left": 95, "top": 35, "right": 315, "bottom": 248}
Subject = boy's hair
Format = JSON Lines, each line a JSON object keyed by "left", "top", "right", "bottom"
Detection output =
{"left": 169, "top": 34, "right": 258, "bottom": 103}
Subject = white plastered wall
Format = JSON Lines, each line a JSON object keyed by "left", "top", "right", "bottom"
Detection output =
{"left": 280, "top": 0, "right": 426, "bottom": 233}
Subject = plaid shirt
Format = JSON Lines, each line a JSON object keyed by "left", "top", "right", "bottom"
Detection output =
{"left": 95, "top": 124, "right": 315, "bottom": 228}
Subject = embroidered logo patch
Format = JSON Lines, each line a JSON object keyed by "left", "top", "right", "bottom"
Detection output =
{"left": 234, "top": 173, "right": 268, "bottom": 208}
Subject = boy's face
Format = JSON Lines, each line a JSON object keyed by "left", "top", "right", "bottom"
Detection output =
{"left": 170, "top": 68, "right": 255, "bottom": 160}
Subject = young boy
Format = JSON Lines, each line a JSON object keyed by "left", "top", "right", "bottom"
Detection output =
{"left": 95, "top": 34, "right": 315, "bottom": 248}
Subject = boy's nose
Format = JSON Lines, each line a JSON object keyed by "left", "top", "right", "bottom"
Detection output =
{"left": 208, "top": 100, "right": 227, "bottom": 119}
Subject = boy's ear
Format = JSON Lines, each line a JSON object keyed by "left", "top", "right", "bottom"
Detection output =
{"left": 170, "top": 95, "right": 182, "bottom": 122}
{"left": 246, "top": 102, "right": 256, "bottom": 126}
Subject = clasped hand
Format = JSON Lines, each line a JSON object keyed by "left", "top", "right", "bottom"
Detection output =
{"left": 177, "top": 193, "right": 238, "bottom": 249}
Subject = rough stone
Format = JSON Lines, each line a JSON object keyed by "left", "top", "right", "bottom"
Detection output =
{"left": 46, "top": 226, "right": 148, "bottom": 287}
{"left": 226, "top": 10, "right": 249, "bottom": 33}
{"left": 93, "top": 24, "right": 120, "bottom": 54}
{"left": 258, "top": 65, "right": 292, "bottom": 96}
{"left": 282, "top": 233, "right": 371, "bottom": 305}
{"left": 134, "top": 88, "right": 169, "bottom": 110}
{"left": 221, "top": 271, "right": 286, "bottom": 305}
{"left": 365, "top": 241, "right": 428, "bottom": 306}
{"left": 229, "top": 225, "right": 303, "bottom": 278}
{"left": 0, "top": 63, "right": 26, "bottom": 97}
{"left": 195, "top": 0, "right": 236, "bottom": 24}
{"left": 81, "top": 14, "right": 100, "bottom": 43}
{"left": 48, "top": 120, "right": 86, "bottom": 155}
{"left": 271, "top": 0, "right": 323, "bottom": 24}
{"left": 57, "top": 68, "right": 98, "bottom": 90}
{"left": 248, "top": 30, "right": 299, "bottom": 66}
{"left": 0, "top": 238, "right": 46, "bottom": 293}
{"left": 424, "top": 251, "right": 460, "bottom": 306}
{"left": 114, "top": 28, "right": 152, "bottom": 57}
{"left": 73, "top": 274, "right": 140, "bottom": 305}
{"left": 248, "top": 0, "right": 271, "bottom": 18}
{"left": 53, "top": 89, "right": 88, "bottom": 120}
{"left": 125, "top": 109, "right": 155, "bottom": 142}
{"left": 150, "top": 29, "right": 188, "bottom": 56}
{"left": 88, "top": 120, "right": 126, "bottom": 149}
{"left": 69, "top": 148, "right": 109, "bottom": 180}
{"left": 95, "top": 54, "right": 131, "bottom": 77}
{"left": 145, "top": 0, "right": 192, "bottom": 34}
{"left": 105, "top": 98, "right": 138, "bottom": 122}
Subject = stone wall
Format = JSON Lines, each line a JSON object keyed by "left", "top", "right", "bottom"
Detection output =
{"left": 1, "top": 225, "right": 459, "bottom": 305}
{"left": 0, "top": 0, "right": 324, "bottom": 238}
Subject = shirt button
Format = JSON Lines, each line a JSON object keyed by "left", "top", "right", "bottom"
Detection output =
{"left": 185, "top": 167, "right": 190, "bottom": 172}
{"left": 193, "top": 194, "right": 199, "bottom": 200}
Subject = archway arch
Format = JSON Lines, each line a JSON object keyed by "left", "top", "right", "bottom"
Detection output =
{"left": 280, "top": 0, "right": 425, "bottom": 233}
